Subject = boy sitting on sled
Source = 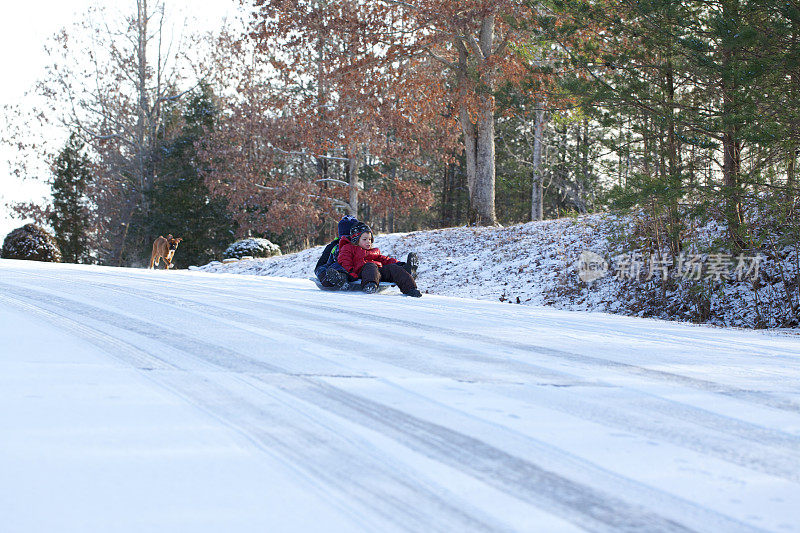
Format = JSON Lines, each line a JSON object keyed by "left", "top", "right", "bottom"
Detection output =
{"left": 314, "top": 215, "right": 358, "bottom": 289}
{"left": 314, "top": 215, "right": 419, "bottom": 291}
{"left": 337, "top": 222, "right": 421, "bottom": 297}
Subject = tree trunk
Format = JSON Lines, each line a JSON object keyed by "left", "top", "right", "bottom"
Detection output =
{"left": 116, "top": 203, "right": 136, "bottom": 267}
{"left": 136, "top": 0, "right": 149, "bottom": 211}
{"left": 531, "top": 108, "right": 547, "bottom": 221}
{"left": 720, "top": 0, "right": 746, "bottom": 248}
{"left": 440, "top": 162, "right": 450, "bottom": 225}
{"left": 722, "top": 131, "right": 744, "bottom": 244}
{"left": 388, "top": 164, "right": 396, "bottom": 232}
{"left": 459, "top": 106, "right": 478, "bottom": 202}
{"left": 582, "top": 118, "right": 591, "bottom": 210}
{"left": 110, "top": 0, "right": 152, "bottom": 265}
{"left": 665, "top": 57, "right": 682, "bottom": 255}
{"left": 347, "top": 150, "right": 359, "bottom": 217}
{"left": 459, "top": 103, "right": 497, "bottom": 225}
{"left": 315, "top": 31, "right": 328, "bottom": 187}
{"left": 454, "top": 11, "right": 498, "bottom": 226}
{"left": 473, "top": 101, "right": 497, "bottom": 225}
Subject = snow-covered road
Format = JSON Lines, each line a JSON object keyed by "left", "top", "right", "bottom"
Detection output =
{"left": 2, "top": 259, "right": 800, "bottom": 532}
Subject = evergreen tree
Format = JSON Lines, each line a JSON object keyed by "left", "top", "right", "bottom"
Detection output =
{"left": 131, "top": 85, "right": 236, "bottom": 268}
{"left": 540, "top": 0, "right": 797, "bottom": 251}
{"left": 49, "top": 133, "right": 92, "bottom": 263}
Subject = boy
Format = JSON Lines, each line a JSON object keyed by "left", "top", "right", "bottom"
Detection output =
{"left": 314, "top": 215, "right": 358, "bottom": 289}
{"left": 315, "top": 216, "right": 419, "bottom": 289}
{"left": 337, "top": 222, "right": 421, "bottom": 297}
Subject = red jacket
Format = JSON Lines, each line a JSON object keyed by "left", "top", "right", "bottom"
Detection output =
{"left": 336, "top": 237, "right": 397, "bottom": 277}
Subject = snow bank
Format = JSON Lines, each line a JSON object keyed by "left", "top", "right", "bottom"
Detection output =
{"left": 196, "top": 214, "right": 799, "bottom": 329}
{"left": 223, "top": 237, "right": 281, "bottom": 259}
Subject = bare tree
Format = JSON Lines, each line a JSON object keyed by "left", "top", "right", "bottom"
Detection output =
{"left": 249, "top": 0, "right": 537, "bottom": 226}
{"left": 7, "top": 0, "right": 204, "bottom": 264}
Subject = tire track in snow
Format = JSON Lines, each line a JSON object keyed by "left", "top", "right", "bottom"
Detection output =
{"left": 8, "top": 270, "right": 589, "bottom": 383}
{"left": 486, "top": 382, "right": 800, "bottom": 482}
{"left": 0, "top": 285, "right": 512, "bottom": 533}
{"left": 38, "top": 265, "right": 800, "bottom": 383}
{"left": 11, "top": 272, "right": 800, "bottom": 480}
{"left": 93, "top": 266, "right": 797, "bottom": 396}
{"left": 0, "top": 276, "right": 771, "bottom": 532}
{"left": 118, "top": 279, "right": 800, "bottom": 447}
{"left": 81, "top": 277, "right": 800, "bottom": 454}
{"left": 0, "top": 292, "right": 179, "bottom": 373}
{"left": 271, "top": 297, "right": 800, "bottom": 415}
{"left": 109, "top": 284, "right": 800, "bottom": 482}
{"left": 86, "top": 266, "right": 800, "bottom": 361}
{"left": 271, "top": 378, "right": 739, "bottom": 533}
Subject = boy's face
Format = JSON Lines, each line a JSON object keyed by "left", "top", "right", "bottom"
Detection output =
{"left": 358, "top": 232, "right": 373, "bottom": 249}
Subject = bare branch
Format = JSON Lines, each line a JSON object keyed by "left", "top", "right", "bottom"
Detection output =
{"left": 315, "top": 178, "right": 350, "bottom": 186}
{"left": 425, "top": 48, "right": 457, "bottom": 70}
{"left": 252, "top": 181, "right": 350, "bottom": 209}
{"left": 272, "top": 145, "right": 350, "bottom": 162}
{"left": 463, "top": 33, "right": 484, "bottom": 59}
{"left": 375, "top": 0, "right": 419, "bottom": 10}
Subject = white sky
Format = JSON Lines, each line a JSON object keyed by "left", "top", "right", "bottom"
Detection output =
{"left": 0, "top": 0, "right": 246, "bottom": 239}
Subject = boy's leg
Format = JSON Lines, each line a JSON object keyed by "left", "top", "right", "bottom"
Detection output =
{"left": 316, "top": 264, "right": 348, "bottom": 288}
{"left": 315, "top": 265, "right": 332, "bottom": 286}
{"left": 324, "top": 267, "right": 347, "bottom": 288}
{"left": 360, "top": 263, "right": 381, "bottom": 285}
{"left": 379, "top": 263, "right": 418, "bottom": 294}
{"left": 360, "top": 263, "right": 381, "bottom": 293}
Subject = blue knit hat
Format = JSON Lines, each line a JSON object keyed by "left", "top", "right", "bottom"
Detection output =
{"left": 338, "top": 215, "right": 358, "bottom": 237}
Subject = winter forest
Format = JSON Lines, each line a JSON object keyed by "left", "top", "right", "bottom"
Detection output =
{"left": 5, "top": 3, "right": 800, "bottom": 528}
{"left": 3, "top": 0, "right": 800, "bottom": 325}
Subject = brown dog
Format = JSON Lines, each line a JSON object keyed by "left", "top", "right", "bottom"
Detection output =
{"left": 149, "top": 234, "right": 182, "bottom": 269}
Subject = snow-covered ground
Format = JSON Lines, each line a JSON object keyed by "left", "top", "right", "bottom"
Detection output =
{"left": 2, "top": 258, "right": 800, "bottom": 532}
{"left": 197, "top": 216, "right": 800, "bottom": 328}
{"left": 195, "top": 218, "right": 604, "bottom": 306}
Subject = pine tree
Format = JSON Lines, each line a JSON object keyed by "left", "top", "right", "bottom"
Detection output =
{"left": 49, "top": 134, "right": 92, "bottom": 263}
{"left": 131, "top": 85, "right": 236, "bottom": 268}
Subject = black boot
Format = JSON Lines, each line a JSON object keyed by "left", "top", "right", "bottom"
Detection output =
{"left": 324, "top": 268, "right": 346, "bottom": 289}
{"left": 362, "top": 281, "right": 379, "bottom": 294}
{"left": 405, "top": 252, "right": 419, "bottom": 279}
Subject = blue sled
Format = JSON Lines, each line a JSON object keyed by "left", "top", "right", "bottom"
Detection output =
{"left": 310, "top": 277, "right": 395, "bottom": 293}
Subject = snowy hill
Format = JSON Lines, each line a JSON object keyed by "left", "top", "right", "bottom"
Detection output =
{"left": 2, "top": 258, "right": 800, "bottom": 531}
{"left": 197, "top": 216, "right": 613, "bottom": 303}
{"left": 197, "top": 215, "right": 799, "bottom": 329}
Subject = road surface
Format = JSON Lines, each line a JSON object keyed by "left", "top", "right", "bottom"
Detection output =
{"left": 1, "top": 259, "right": 799, "bottom": 532}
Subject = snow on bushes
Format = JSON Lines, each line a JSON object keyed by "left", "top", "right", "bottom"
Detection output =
{"left": 223, "top": 238, "right": 281, "bottom": 260}
{"left": 1, "top": 224, "right": 62, "bottom": 263}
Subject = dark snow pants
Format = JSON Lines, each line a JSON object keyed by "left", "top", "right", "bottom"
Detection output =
{"left": 359, "top": 262, "right": 417, "bottom": 294}
{"left": 315, "top": 262, "right": 350, "bottom": 287}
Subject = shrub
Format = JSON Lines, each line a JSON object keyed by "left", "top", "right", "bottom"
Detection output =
{"left": 1, "top": 224, "right": 62, "bottom": 262}
{"left": 223, "top": 237, "right": 281, "bottom": 259}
